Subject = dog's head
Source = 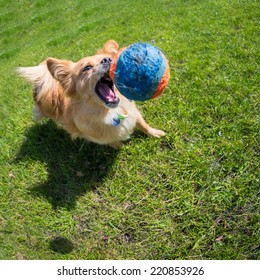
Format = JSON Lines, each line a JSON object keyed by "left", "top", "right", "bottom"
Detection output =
{"left": 46, "top": 40, "right": 120, "bottom": 108}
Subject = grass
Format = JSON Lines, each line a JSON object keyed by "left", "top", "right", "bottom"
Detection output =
{"left": 0, "top": 0, "right": 259, "bottom": 260}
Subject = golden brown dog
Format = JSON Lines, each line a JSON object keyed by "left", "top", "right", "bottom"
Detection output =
{"left": 17, "top": 40, "right": 165, "bottom": 148}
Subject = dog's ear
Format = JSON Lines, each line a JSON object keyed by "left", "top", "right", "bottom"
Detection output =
{"left": 47, "top": 57, "right": 76, "bottom": 95}
{"left": 96, "top": 40, "right": 119, "bottom": 57}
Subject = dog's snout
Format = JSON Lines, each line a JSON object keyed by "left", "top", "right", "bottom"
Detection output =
{"left": 101, "top": 57, "right": 112, "bottom": 65}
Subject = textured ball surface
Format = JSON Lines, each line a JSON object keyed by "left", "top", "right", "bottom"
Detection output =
{"left": 109, "top": 43, "right": 170, "bottom": 101}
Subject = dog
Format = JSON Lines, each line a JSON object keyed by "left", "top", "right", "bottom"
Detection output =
{"left": 17, "top": 40, "right": 165, "bottom": 148}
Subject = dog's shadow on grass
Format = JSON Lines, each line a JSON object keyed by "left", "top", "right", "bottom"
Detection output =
{"left": 16, "top": 120, "right": 119, "bottom": 210}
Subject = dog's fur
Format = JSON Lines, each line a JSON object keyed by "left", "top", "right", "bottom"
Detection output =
{"left": 17, "top": 40, "right": 165, "bottom": 148}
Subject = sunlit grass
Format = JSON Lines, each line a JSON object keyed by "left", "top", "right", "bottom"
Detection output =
{"left": 0, "top": 0, "right": 259, "bottom": 259}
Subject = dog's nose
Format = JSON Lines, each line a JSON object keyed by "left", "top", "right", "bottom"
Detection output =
{"left": 101, "top": 57, "right": 112, "bottom": 65}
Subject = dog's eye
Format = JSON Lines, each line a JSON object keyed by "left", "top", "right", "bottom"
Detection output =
{"left": 82, "top": 65, "right": 93, "bottom": 72}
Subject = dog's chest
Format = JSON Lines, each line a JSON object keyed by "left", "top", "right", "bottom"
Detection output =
{"left": 104, "top": 108, "right": 137, "bottom": 139}
{"left": 74, "top": 106, "right": 137, "bottom": 143}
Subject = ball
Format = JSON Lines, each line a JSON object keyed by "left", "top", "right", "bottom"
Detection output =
{"left": 109, "top": 42, "right": 170, "bottom": 101}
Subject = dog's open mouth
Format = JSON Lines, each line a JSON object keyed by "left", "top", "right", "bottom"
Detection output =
{"left": 95, "top": 73, "right": 119, "bottom": 108}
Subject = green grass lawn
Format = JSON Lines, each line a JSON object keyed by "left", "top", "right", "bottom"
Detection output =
{"left": 0, "top": 0, "right": 259, "bottom": 260}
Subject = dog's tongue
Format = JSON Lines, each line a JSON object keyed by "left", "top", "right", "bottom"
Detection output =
{"left": 97, "top": 83, "right": 117, "bottom": 102}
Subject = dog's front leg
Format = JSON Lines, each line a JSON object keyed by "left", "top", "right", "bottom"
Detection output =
{"left": 136, "top": 114, "right": 166, "bottom": 138}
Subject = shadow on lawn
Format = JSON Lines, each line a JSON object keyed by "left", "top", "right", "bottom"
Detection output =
{"left": 16, "top": 120, "right": 119, "bottom": 210}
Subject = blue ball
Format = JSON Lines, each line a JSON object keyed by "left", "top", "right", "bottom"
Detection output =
{"left": 110, "top": 43, "right": 168, "bottom": 101}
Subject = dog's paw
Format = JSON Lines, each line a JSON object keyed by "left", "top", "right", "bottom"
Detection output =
{"left": 147, "top": 128, "right": 166, "bottom": 138}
